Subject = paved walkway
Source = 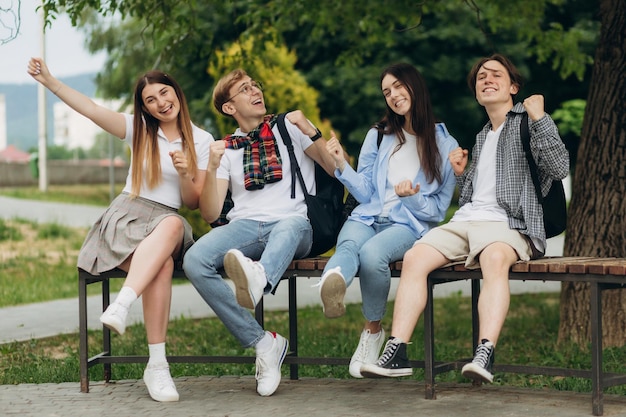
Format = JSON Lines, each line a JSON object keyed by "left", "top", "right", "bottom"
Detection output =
{"left": 3, "top": 196, "right": 610, "bottom": 417}
{"left": 2, "top": 377, "right": 625, "bottom": 417}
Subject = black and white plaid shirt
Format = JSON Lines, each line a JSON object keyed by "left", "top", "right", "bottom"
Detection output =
{"left": 457, "top": 103, "right": 569, "bottom": 247}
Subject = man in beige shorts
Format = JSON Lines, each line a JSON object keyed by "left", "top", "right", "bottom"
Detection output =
{"left": 360, "top": 54, "right": 569, "bottom": 382}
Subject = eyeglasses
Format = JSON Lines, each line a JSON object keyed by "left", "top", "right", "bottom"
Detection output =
{"left": 227, "top": 80, "right": 263, "bottom": 102}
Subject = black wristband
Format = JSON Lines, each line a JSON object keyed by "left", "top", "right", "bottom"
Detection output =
{"left": 310, "top": 128, "right": 322, "bottom": 141}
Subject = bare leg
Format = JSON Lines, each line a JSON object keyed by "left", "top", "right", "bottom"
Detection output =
{"left": 119, "top": 216, "right": 184, "bottom": 295}
{"left": 390, "top": 243, "right": 449, "bottom": 342}
{"left": 142, "top": 257, "right": 174, "bottom": 343}
{"left": 476, "top": 242, "right": 519, "bottom": 346}
{"left": 116, "top": 216, "right": 184, "bottom": 343}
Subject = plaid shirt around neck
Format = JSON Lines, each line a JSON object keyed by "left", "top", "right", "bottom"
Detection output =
{"left": 224, "top": 114, "right": 283, "bottom": 190}
{"left": 456, "top": 103, "right": 569, "bottom": 247}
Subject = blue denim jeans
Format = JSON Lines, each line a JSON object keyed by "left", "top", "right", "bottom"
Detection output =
{"left": 183, "top": 216, "right": 312, "bottom": 348}
{"left": 323, "top": 217, "right": 416, "bottom": 322}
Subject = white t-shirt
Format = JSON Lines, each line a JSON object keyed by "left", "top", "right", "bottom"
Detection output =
{"left": 217, "top": 118, "right": 315, "bottom": 222}
{"left": 382, "top": 130, "right": 420, "bottom": 216}
{"left": 121, "top": 113, "right": 213, "bottom": 209}
{"left": 452, "top": 124, "right": 508, "bottom": 222}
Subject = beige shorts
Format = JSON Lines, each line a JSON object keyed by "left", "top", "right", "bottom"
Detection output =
{"left": 417, "top": 221, "right": 533, "bottom": 269}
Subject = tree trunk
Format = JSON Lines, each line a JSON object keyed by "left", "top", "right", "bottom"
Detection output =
{"left": 559, "top": 0, "right": 626, "bottom": 347}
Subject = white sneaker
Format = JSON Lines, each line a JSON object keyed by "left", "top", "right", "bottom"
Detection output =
{"left": 143, "top": 362, "right": 179, "bottom": 402}
{"left": 224, "top": 249, "right": 267, "bottom": 309}
{"left": 99, "top": 302, "right": 128, "bottom": 335}
{"left": 349, "top": 328, "right": 386, "bottom": 378}
{"left": 318, "top": 266, "right": 346, "bottom": 318}
{"left": 255, "top": 332, "right": 288, "bottom": 397}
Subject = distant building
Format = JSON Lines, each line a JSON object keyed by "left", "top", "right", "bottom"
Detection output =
{"left": 53, "top": 98, "right": 125, "bottom": 149}
{"left": 0, "top": 94, "right": 6, "bottom": 151}
{"left": 0, "top": 144, "right": 30, "bottom": 163}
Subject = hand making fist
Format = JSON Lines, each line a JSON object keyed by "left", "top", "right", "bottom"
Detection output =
{"left": 523, "top": 95, "right": 545, "bottom": 121}
{"left": 449, "top": 147, "right": 469, "bottom": 176}
{"left": 170, "top": 150, "right": 190, "bottom": 178}
{"left": 208, "top": 140, "right": 225, "bottom": 171}
{"left": 326, "top": 131, "right": 347, "bottom": 171}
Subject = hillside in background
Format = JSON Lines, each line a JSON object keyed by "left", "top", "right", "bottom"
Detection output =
{"left": 0, "top": 74, "right": 97, "bottom": 152}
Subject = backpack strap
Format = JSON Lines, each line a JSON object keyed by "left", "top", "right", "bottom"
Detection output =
{"left": 519, "top": 112, "right": 544, "bottom": 204}
{"left": 276, "top": 113, "right": 311, "bottom": 200}
{"left": 375, "top": 122, "right": 385, "bottom": 148}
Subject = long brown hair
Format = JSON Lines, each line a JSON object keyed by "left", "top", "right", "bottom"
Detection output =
{"left": 130, "top": 71, "right": 198, "bottom": 196}
{"left": 377, "top": 63, "right": 442, "bottom": 184}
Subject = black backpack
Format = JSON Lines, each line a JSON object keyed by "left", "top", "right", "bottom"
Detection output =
{"left": 276, "top": 113, "right": 345, "bottom": 257}
{"left": 520, "top": 112, "right": 567, "bottom": 238}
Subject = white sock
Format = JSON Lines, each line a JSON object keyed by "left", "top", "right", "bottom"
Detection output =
{"left": 148, "top": 342, "right": 167, "bottom": 365}
{"left": 255, "top": 331, "right": 275, "bottom": 354}
{"left": 114, "top": 286, "right": 137, "bottom": 309}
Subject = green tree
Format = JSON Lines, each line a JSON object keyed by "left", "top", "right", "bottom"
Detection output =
{"left": 44, "top": 1, "right": 596, "bottom": 155}
{"left": 206, "top": 35, "right": 333, "bottom": 137}
{"left": 559, "top": 0, "right": 626, "bottom": 347}
{"left": 45, "top": 145, "right": 85, "bottom": 160}
{"left": 73, "top": 3, "right": 251, "bottom": 129}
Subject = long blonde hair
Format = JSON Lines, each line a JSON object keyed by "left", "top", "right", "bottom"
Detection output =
{"left": 130, "top": 71, "right": 198, "bottom": 196}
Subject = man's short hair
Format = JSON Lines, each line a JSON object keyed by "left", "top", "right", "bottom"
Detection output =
{"left": 212, "top": 69, "right": 248, "bottom": 117}
{"left": 467, "top": 54, "right": 524, "bottom": 98}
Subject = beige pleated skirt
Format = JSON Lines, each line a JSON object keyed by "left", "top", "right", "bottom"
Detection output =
{"left": 77, "top": 193, "right": 194, "bottom": 275}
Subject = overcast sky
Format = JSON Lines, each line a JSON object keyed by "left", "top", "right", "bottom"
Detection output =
{"left": 0, "top": 0, "right": 107, "bottom": 84}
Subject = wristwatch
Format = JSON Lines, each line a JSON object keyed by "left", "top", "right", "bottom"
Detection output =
{"left": 310, "top": 128, "right": 322, "bottom": 141}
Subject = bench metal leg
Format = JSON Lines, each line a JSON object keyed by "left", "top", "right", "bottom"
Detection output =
{"left": 590, "top": 282, "right": 603, "bottom": 416}
{"left": 254, "top": 299, "right": 264, "bottom": 327}
{"left": 288, "top": 275, "right": 299, "bottom": 380}
{"left": 102, "top": 279, "right": 112, "bottom": 383}
{"left": 471, "top": 279, "right": 480, "bottom": 349}
{"left": 78, "top": 273, "right": 89, "bottom": 393}
{"left": 424, "top": 278, "right": 436, "bottom": 399}
{"left": 470, "top": 279, "right": 483, "bottom": 387}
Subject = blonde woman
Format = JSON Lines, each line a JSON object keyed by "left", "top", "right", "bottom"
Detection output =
{"left": 27, "top": 58, "right": 213, "bottom": 402}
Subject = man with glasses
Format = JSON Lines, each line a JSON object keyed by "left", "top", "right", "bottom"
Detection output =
{"left": 184, "top": 68, "right": 336, "bottom": 397}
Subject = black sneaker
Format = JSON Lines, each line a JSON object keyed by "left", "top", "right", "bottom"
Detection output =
{"left": 359, "top": 337, "right": 412, "bottom": 378}
{"left": 461, "top": 338, "right": 495, "bottom": 383}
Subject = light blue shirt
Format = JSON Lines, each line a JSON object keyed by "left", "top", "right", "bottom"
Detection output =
{"left": 336, "top": 123, "right": 459, "bottom": 239}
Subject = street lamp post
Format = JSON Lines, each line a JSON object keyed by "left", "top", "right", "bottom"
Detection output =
{"left": 37, "top": 4, "right": 48, "bottom": 192}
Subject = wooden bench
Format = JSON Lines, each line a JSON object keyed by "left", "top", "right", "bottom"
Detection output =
{"left": 78, "top": 256, "right": 626, "bottom": 416}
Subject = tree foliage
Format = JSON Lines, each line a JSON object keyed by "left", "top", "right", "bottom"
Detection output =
{"left": 206, "top": 35, "right": 333, "bottom": 138}
{"left": 40, "top": 0, "right": 596, "bottom": 78}
{"left": 38, "top": 0, "right": 599, "bottom": 156}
